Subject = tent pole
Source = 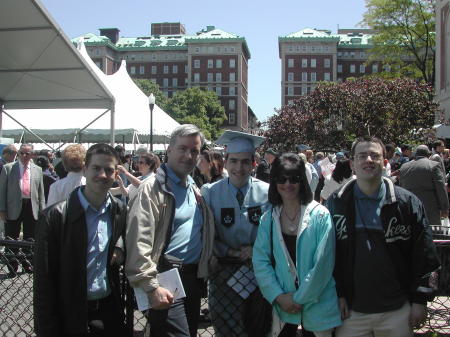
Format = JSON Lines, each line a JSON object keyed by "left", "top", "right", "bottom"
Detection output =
{"left": 70, "top": 108, "right": 110, "bottom": 142}
{"left": 2, "top": 110, "right": 54, "bottom": 150}
{"left": 110, "top": 106, "right": 115, "bottom": 146}
{"left": 0, "top": 103, "right": 3, "bottom": 139}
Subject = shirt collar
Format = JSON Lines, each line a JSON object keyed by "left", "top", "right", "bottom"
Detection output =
{"left": 165, "top": 164, "right": 194, "bottom": 187}
{"left": 354, "top": 181, "right": 385, "bottom": 201}
{"left": 77, "top": 187, "right": 111, "bottom": 213}
{"left": 228, "top": 176, "right": 251, "bottom": 194}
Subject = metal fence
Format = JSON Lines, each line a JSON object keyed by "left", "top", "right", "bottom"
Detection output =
{"left": 1, "top": 239, "right": 449, "bottom": 337}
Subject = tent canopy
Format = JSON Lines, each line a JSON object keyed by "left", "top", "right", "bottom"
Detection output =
{"left": 0, "top": 0, "right": 113, "bottom": 109}
{"left": 1, "top": 128, "right": 170, "bottom": 144}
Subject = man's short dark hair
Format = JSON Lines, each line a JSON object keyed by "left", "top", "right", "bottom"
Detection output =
{"left": 350, "top": 136, "right": 386, "bottom": 159}
{"left": 432, "top": 139, "right": 444, "bottom": 150}
{"left": 268, "top": 153, "right": 313, "bottom": 206}
{"left": 400, "top": 144, "right": 411, "bottom": 152}
{"left": 385, "top": 144, "right": 395, "bottom": 153}
{"left": 85, "top": 143, "right": 119, "bottom": 167}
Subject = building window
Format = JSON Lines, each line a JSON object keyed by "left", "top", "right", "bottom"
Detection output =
{"left": 287, "top": 86, "right": 294, "bottom": 96}
{"left": 173, "top": 65, "right": 178, "bottom": 74}
{"left": 194, "top": 60, "right": 200, "bottom": 68}
{"left": 301, "top": 85, "right": 307, "bottom": 96}
{"left": 230, "top": 47, "right": 235, "bottom": 52}
{"left": 230, "top": 59, "right": 236, "bottom": 68}
{"left": 150, "top": 78, "right": 157, "bottom": 83}
{"left": 288, "top": 59, "right": 294, "bottom": 68}
{"left": 95, "top": 61, "right": 102, "bottom": 70}
{"left": 311, "top": 72, "right": 317, "bottom": 82}
{"left": 163, "top": 65, "right": 169, "bottom": 74}
{"left": 324, "top": 72, "right": 331, "bottom": 81}
{"left": 302, "top": 72, "right": 307, "bottom": 82}
{"left": 311, "top": 59, "right": 316, "bottom": 68}
{"left": 360, "top": 52, "right": 366, "bottom": 58}
{"left": 287, "top": 72, "right": 294, "bottom": 81}
{"left": 216, "top": 87, "right": 222, "bottom": 95}
{"left": 229, "top": 99, "right": 235, "bottom": 110}
{"left": 324, "top": 58, "right": 331, "bottom": 68}
{"left": 372, "top": 64, "right": 378, "bottom": 73}
{"left": 302, "top": 59, "right": 307, "bottom": 68}
{"left": 151, "top": 65, "right": 157, "bottom": 74}
{"left": 163, "top": 78, "right": 169, "bottom": 87}
{"left": 163, "top": 90, "right": 168, "bottom": 97}
{"left": 172, "top": 78, "right": 178, "bottom": 87}
{"left": 229, "top": 113, "right": 236, "bottom": 124}
{"left": 207, "top": 73, "right": 213, "bottom": 82}
{"left": 360, "top": 64, "right": 365, "bottom": 73}
{"left": 185, "top": 78, "right": 188, "bottom": 85}
{"left": 229, "top": 73, "right": 236, "bottom": 82}
{"left": 216, "top": 73, "right": 222, "bottom": 82}
{"left": 130, "top": 66, "right": 136, "bottom": 75}
{"left": 184, "top": 65, "right": 188, "bottom": 73}
{"left": 383, "top": 64, "right": 391, "bottom": 72}
{"left": 216, "top": 59, "right": 222, "bottom": 68}
{"left": 194, "top": 73, "right": 200, "bottom": 82}
{"left": 229, "top": 87, "right": 236, "bottom": 95}
{"left": 208, "top": 59, "right": 213, "bottom": 68}
{"left": 337, "top": 64, "right": 343, "bottom": 73}
{"left": 207, "top": 86, "right": 213, "bottom": 92}
{"left": 139, "top": 66, "right": 145, "bottom": 75}
{"left": 350, "top": 64, "right": 356, "bottom": 73}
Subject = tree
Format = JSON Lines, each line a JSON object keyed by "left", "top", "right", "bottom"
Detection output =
{"left": 264, "top": 78, "right": 439, "bottom": 152}
{"left": 133, "top": 79, "right": 170, "bottom": 112}
{"left": 361, "top": 0, "right": 436, "bottom": 85}
{"left": 166, "top": 87, "right": 227, "bottom": 140}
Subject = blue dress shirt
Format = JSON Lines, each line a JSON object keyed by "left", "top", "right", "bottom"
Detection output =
{"left": 77, "top": 188, "right": 113, "bottom": 300}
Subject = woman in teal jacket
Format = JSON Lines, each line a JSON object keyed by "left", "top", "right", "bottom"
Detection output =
{"left": 253, "top": 153, "right": 341, "bottom": 337}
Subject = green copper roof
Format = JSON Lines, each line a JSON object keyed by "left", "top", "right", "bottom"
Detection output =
{"left": 71, "top": 26, "right": 250, "bottom": 57}
{"left": 337, "top": 31, "right": 373, "bottom": 48}
{"left": 185, "top": 28, "right": 250, "bottom": 58}
{"left": 279, "top": 28, "right": 340, "bottom": 42}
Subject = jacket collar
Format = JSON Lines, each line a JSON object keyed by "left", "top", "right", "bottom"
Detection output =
{"left": 337, "top": 176, "right": 396, "bottom": 205}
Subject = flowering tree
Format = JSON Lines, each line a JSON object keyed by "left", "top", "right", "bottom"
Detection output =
{"left": 264, "top": 78, "right": 439, "bottom": 152}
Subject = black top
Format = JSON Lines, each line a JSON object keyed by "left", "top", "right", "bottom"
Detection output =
{"left": 282, "top": 232, "right": 297, "bottom": 266}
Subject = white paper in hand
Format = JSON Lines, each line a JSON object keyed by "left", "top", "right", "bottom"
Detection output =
{"left": 133, "top": 268, "right": 186, "bottom": 311}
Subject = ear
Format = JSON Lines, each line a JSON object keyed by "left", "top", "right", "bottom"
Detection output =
{"left": 350, "top": 160, "right": 355, "bottom": 172}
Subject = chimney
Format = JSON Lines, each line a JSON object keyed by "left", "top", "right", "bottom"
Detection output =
{"left": 99, "top": 28, "right": 120, "bottom": 44}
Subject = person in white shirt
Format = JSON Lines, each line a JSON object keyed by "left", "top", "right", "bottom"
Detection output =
{"left": 47, "top": 144, "right": 86, "bottom": 206}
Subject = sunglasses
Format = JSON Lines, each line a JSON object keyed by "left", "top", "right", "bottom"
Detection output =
{"left": 276, "top": 175, "right": 301, "bottom": 184}
{"left": 20, "top": 151, "right": 32, "bottom": 156}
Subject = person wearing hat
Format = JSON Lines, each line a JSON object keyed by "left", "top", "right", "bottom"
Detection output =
{"left": 256, "top": 148, "right": 278, "bottom": 183}
{"left": 201, "top": 130, "right": 270, "bottom": 337}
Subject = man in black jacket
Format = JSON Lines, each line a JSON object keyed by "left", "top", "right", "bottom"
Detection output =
{"left": 327, "top": 136, "right": 439, "bottom": 337}
{"left": 34, "top": 143, "right": 127, "bottom": 337}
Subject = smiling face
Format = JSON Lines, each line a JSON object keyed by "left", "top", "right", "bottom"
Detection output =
{"left": 83, "top": 154, "right": 118, "bottom": 197}
{"left": 276, "top": 175, "right": 301, "bottom": 203}
{"left": 225, "top": 152, "right": 253, "bottom": 188}
{"left": 166, "top": 134, "right": 202, "bottom": 179}
{"left": 351, "top": 141, "right": 384, "bottom": 183}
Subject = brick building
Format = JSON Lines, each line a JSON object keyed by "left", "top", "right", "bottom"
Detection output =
{"left": 73, "top": 22, "right": 257, "bottom": 131}
{"left": 279, "top": 28, "right": 388, "bottom": 106}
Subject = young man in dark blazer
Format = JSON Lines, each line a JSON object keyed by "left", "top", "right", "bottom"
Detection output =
{"left": 34, "top": 143, "right": 127, "bottom": 337}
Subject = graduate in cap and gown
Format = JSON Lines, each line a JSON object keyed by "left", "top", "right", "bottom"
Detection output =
{"left": 201, "top": 130, "right": 270, "bottom": 337}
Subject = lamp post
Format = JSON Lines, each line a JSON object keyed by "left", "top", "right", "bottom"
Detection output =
{"left": 148, "top": 93, "right": 155, "bottom": 151}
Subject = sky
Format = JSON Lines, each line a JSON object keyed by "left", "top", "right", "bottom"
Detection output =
{"left": 40, "top": 0, "right": 368, "bottom": 122}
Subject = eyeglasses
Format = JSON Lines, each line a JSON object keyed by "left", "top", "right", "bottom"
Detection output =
{"left": 20, "top": 151, "right": 32, "bottom": 156}
{"left": 354, "top": 152, "right": 382, "bottom": 161}
{"left": 276, "top": 175, "right": 301, "bottom": 184}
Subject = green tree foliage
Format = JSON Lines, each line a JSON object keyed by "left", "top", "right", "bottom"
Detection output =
{"left": 265, "top": 78, "right": 438, "bottom": 152}
{"left": 166, "top": 87, "right": 227, "bottom": 140}
{"left": 362, "top": 0, "right": 436, "bottom": 85}
{"left": 133, "top": 79, "right": 170, "bottom": 112}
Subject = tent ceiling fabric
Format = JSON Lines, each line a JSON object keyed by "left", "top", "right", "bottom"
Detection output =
{"left": 0, "top": 0, "right": 113, "bottom": 109}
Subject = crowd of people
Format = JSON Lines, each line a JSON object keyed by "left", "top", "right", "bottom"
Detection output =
{"left": 0, "top": 125, "right": 445, "bottom": 337}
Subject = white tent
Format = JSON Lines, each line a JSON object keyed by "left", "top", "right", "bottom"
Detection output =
{"left": 1, "top": 40, "right": 180, "bottom": 147}
{"left": 0, "top": 0, "right": 114, "bottom": 110}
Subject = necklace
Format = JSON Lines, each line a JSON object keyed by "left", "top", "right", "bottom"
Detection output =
{"left": 283, "top": 207, "right": 300, "bottom": 233}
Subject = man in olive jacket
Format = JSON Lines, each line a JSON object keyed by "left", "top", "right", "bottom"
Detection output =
{"left": 34, "top": 144, "right": 126, "bottom": 337}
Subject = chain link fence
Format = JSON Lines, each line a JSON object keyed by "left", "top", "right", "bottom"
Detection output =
{"left": 1, "top": 239, "right": 449, "bottom": 336}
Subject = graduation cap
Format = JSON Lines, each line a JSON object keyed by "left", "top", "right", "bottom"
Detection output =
{"left": 296, "top": 144, "right": 310, "bottom": 152}
{"left": 216, "top": 130, "right": 265, "bottom": 154}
